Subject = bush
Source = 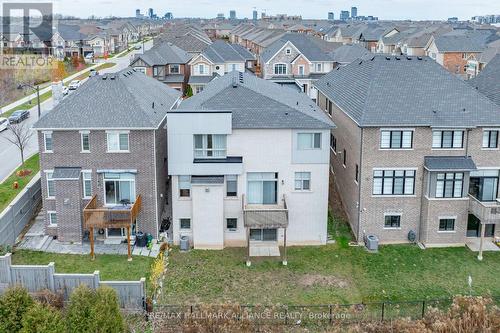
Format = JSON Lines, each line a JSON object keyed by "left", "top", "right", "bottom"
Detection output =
{"left": 32, "top": 289, "right": 64, "bottom": 309}
{"left": 20, "top": 302, "right": 65, "bottom": 333}
{"left": 185, "top": 84, "right": 193, "bottom": 97}
{"left": 0, "top": 286, "right": 34, "bottom": 332}
{"left": 93, "top": 286, "right": 124, "bottom": 333}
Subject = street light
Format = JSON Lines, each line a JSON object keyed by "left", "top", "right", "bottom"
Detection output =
{"left": 17, "top": 83, "right": 41, "bottom": 119}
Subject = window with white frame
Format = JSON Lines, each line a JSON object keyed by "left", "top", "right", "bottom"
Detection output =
{"left": 297, "top": 133, "right": 321, "bottom": 150}
{"left": 384, "top": 214, "right": 401, "bottom": 228}
{"left": 285, "top": 48, "right": 291, "bottom": 55}
{"left": 195, "top": 86, "right": 204, "bottom": 94}
{"left": 179, "top": 176, "right": 191, "bottom": 197}
{"left": 274, "top": 63, "right": 287, "bottom": 75}
{"left": 198, "top": 64, "right": 205, "bottom": 74}
{"left": 106, "top": 131, "right": 129, "bottom": 152}
{"left": 81, "top": 131, "right": 90, "bottom": 152}
{"left": 180, "top": 218, "right": 191, "bottom": 229}
{"left": 48, "top": 211, "right": 57, "bottom": 226}
{"left": 226, "top": 218, "right": 237, "bottom": 231}
{"left": 193, "top": 134, "right": 227, "bottom": 158}
{"left": 380, "top": 130, "right": 413, "bottom": 149}
{"left": 482, "top": 130, "right": 499, "bottom": 149}
{"left": 103, "top": 172, "right": 136, "bottom": 205}
{"left": 298, "top": 65, "right": 305, "bottom": 75}
{"left": 170, "top": 64, "right": 180, "bottom": 73}
{"left": 46, "top": 171, "right": 55, "bottom": 198}
{"left": 432, "top": 130, "right": 464, "bottom": 149}
{"left": 439, "top": 218, "right": 455, "bottom": 231}
{"left": 153, "top": 66, "right": 158, "bottom": 76}
{"left": 247, "top": 172, "right": 278, "bottom": 204}
{"left": 316, "top": 63, "right": 322, "bottom": 72}
{"left": 295, "top": 172, "right": 311, "bottom": 190}
{"left": 226, "top": 175, "right": 237, "bottom": 197}
{"left": 435, "top": 172, "right": 463, "bottom": 198}
{"left": 82, "top": 172, "right": 92, "bottom": 198}
{"left": 43, "top": 132, "right": 53, "bottom": 152}
{"left": 373, "top": 170, "right": 415, "bottom": 195}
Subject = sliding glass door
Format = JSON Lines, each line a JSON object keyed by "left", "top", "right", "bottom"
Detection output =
{"left": 247, "top": 172, "right": 278, "bottom": 204}
{"left": 104, "top": 173, "right": 136, "bottom": 205}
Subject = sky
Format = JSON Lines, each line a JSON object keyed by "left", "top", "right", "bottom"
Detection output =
{"left": 32, "top": 0, "right": 500, "bottom": 21}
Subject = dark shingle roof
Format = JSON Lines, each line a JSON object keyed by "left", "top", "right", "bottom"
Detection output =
{"left": 468, "top": 54, "right": 500, "bottom": 106}
{"left": 315, "top": 55, "right": 500, "bottom": 127}
{"left": 178, "top": 71, "right": 334, "bottom": 129}
{"left": 433, "top": 31, "right": 491, "bottom": 52}
{"left": 33, "top": 70, "right": 181, "bottom": 130}
{"left": 424, "top": 156, "right": 476, "bottom": 171}
{"left": 131, "top": 42, "right": 192, "bottom": 66}
{"left": 331, "top": 44, "right": 370, "bottom": 64}
{"left": 202, "top": 40, "right": 255, "bottom": 63}
{"left": 52, "top": 167, "right": 82, "bottom": 180}
{"left": 261, "top": 33, "right": 333, "bottom": 63}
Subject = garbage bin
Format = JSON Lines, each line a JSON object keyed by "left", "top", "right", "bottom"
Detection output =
{"left": 180, "top": 235, "right": 190, "bottom": 251}
{"left": 135, "top": 232, "right": 147, "bottom": 247}
{"left": 366, "top": 235, "right": 379, "bottom": 251}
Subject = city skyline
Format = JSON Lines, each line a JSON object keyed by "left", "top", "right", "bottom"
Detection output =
{"left": 47, "top": 0, "right": 500, "bottom": 21}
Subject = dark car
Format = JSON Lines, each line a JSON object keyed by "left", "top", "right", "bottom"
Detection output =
{"left": 8, "top": 110, "right": 30, "bottom": 124}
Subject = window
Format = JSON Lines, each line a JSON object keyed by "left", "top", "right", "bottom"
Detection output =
{"left": 285, "top": 48, "right": 291, "bottom": 55}
{"left": 482, "top": 130, "right": 499, "bottom": 149}
{"left": 373, "top": 170, "right": 416, "bottom": 195}
{"left": 343, "top": 149, "right": 347, "bottom": 167}
{"left": 435, "top": 172, "right": 463, "bottom": 198}
{"left": 195, "top": 86, "right": 204, "bottom": 94}
{"left": 384, "top": 215, "right": 401, "bottom": 228}
{"left": 43, "top": 132, "right": 53, "bottom": 152}
{"left": 231, "top": 64, "right": 237, "bottom": 71}
{"left": 298, "top": 65, "right": 304, "bottom": 75}
{"left": 249, "top": 228, "right": 277, "bottom": 241}
{"left": 82, "top": 172, "right": 92, "bottom": 198}
{"left": 432, "top": 130, "right": 464, "bottom": 149}
{"left": 107, "top": 132, "right": 129, "bottom": 152}
{"left": 153, "top": 66, "right": 158, "bottom": 76}
{"left": 298, "top": 133, "right": 321, "bottom": 150}
{"left": 226, "top": 218, "right": 237, "bottom": 231}
{"left": 462, "top": 53, "right": 468, "bottom": 59}
{"left": 330, "top": 134, "right": 337, "bottom": 152}
{"left": 274, "top": 63, "right": 287, "bottom": 75}
{"left": 170, "top": 64, "right": 179, "bottom": 73}
{"left": 355, "top": 164, "right": 359, "bottom": 183}
{"left": 294, "top": 172, "right": 311, "bottom": 190}
{"left": 198, "top": 64, "right": 205, "bottom": 74}
{"left": 247, "top": 172, "right": 278, "bottom": 204}
{"left": 226, "top": 175, "right": 237, "bottom": 197}
{"left": 104, "top": 173, "right": 136, "bottom": 205}
{"left": 180, "top": 218, "right": 191, "bottom": 230}
{"left": 380, "top": 130, "right": 413, "bottom": 149}
{"left": 80, "top": 131, "right": 90, "bottom": 152}
{"left": 179, "top": 176, "right": 191, "bottom": 197}
{"left": 193, "top": 134, "right": 227, "bottom": 158}
{"left": 48, "top": 212, "right": 57, "bottom": 226}
{"left": 439, "top": 218, "right": 455, "bottom": 231}
{"left": 46, "top": 172, "right": 55, "bottom": 198}
{"left": 316, "top": 63, "right": 322, "bottom": 72}
{"left": 327, "top": 100, "right": 333, "bottom": 116}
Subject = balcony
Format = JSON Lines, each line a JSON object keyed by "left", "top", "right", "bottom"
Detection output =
{"left": 468, "top": 195, "right": 500, "bottom": 224}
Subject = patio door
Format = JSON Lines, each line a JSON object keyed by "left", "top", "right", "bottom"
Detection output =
{"left": 249, "top": 228, "right": 277, "bottom": 241}
{"left": 247, "top": 172, "right": 278, "bottom": 205}
{"left": 103, "top": 172, "right": 136, "bottom": 206}
{"left": 106, "top": 221, "right": 137, "bottom": 239}
{"left": 467, "top": 214, "right": 495, "bottom": 237}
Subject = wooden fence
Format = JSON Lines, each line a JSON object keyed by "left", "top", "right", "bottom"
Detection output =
{"left": 0, "top": 253, "right": 146, "bottom": 310}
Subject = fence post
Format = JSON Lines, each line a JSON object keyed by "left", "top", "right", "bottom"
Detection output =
{"left": 93, "top": 271, "right": 100, "bottom": 289}
{"left": 329, "top": 304, "right": 333, "bottom": 325}
{"left": 10, "top": 205, "right": 16, "bottom": 245}
{"left": 421, "top": 301, "right": 425, "bottom": 319}
{"left": 47, "top": 262, "right": 55, "bottom": 292}
{"left": 140, "top": 277, "right": 146, "bottom": 309}
{"left": 0, "top": 253, "right": 13, "bottom": 285}
{"left": 381, "top": 302, "right": 385, "bottom": 321}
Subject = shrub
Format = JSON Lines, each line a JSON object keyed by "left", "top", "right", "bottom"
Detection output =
{"left": 20, "top": 302, "right": 65, "bottom": 333}
{"left": 0, "top": 286, "right": 34, "bottom": 332}
{"left": 93, "top": 286, "right": 124, "bottom": 333}
{"left": 185, "top": 84, "right": 193, "bottom": 97}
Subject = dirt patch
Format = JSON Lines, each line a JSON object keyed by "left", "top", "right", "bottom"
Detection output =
{"left": 299, "top": 274, "right": 349, "bottom": 288}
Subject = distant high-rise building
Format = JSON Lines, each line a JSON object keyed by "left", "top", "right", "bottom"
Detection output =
{"left": 340, "top": 10, "right": 350, "bottom": 20}
{"left": 217, "top": 13, "right": 225, "bottom": 20}
{"left": 447, "top": 17, "right": 458, "bottom": 23}
{"left": 165, "top": 12, "right": 173, "bottom": 20}
{"left": 148, "top": 8, "right": 154, "bottom": 18}
{"left": 328, "top": 12, "right": 334, "bottom": 20}
{"left": 136, "top": 9, "right": 141, "bottom": 18}
{"left": 351, "top": 7, "right": 358, "bottom": 18}
{"left": 253, "top": 10, "right": 258, "bottom": 21}
{"left": 229, "top": 10, "right": 236, "bottom": 20}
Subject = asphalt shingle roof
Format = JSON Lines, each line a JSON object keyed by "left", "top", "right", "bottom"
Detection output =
{"left": 433, "top": 31, "right": 491, "bottom": 52}
{"left": 424, "top": 156, "right": 476, "bottom": 171}
{"left": 202, "top": 40, "right": 255, "bottom": 63}
{"left": 178, "top": 71, "right": 334, "bottom": 129}
{"left": 314, "top": 55, "right": 500, "bottom": 127}
{"left": 132, "top": 42, "right": 192, "bottom": 66}
{"left": 33, "top": 69, "right": 181, "bottom": 130}
{"left": 331, "top": 44, "right": 370, "bottom": 64}
{"left": 261, "top": 33, "right": 333, "bottom": 63}
{"left": 468, "top": 54, "right": 500, "bottom": 106}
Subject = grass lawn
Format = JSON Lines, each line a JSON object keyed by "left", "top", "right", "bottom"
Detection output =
{"left": 11, "top": 250, "right": 154, "bottom": 281}
{"left": 0, "top": 154, "right": 40, "bottom": 212}
{"left": 2, "top": 91, "right": 52, "bottom": 118}
{"left": 162, "top": 217, "right": 500, "bottom": 305}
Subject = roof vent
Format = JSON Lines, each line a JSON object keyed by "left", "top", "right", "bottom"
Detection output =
{"left": 406, "top": 56, "right": 412, "bottom": 60}
{"left": 417, "top": 56, "right": 423, "bottom": 60}
{"left": 102, "top": 75, "right": 108, "bottom": 80}
{"left": 358, "top": 60, "right": 363, "bottom": 65}
{"left": 132, "top": 68, "right": 136, "bottom": 72}
{"left": 296, "top": 101, "right": 299, "bottom": 106}
{"left": 110, "top": 75, "right": 116, "bottom": 80}
{"left": 152, "top": 102, "right": 155, "bottom": 109}
{"left": 326, "top": 82, "right": 330, "bottom": 86}
{"left": 385, "top": 56, "right": 391, "bottom": 60}
{"left": 395, "top": 56, "right": 401, "bottom": 60}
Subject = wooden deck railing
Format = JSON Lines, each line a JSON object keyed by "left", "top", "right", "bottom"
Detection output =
{"left": 468, "top": 195, "right": 500, "bottom": 224}
{"left": 83, "top": 195, "right": 142, "bottom": 229}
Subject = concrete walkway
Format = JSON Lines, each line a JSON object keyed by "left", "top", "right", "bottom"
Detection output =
{"left": 466, "top": 238, "right": 500, "bottom": 252}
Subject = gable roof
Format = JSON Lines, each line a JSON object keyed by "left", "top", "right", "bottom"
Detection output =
{"left": 331, "top": 44, "right": 370, "bottom": 64}
{"left": 261, "top": 33, "right": 334, "bottom": 63}
{"left": 131, "top": 41, "right": 192, "bottom": 66}
{"left": 314, "top": 55, "right": 500, "bottom": 127}
{"left": 201, "top": 40, "right": 255, "bottom": 63}
{"left": 433, "top": 30, "right": 492, "bottom": 52}
{"left": 33, "top": 69, "right": 181, "bottom": 130}
{"left": 56, "top": 24, "right": 88, "bottom": 41}
{"left": 468, "top": 54, "right": 500, "bottom": 106}
{"left": 178, "top": 71, "right": 334, "bottom": 129}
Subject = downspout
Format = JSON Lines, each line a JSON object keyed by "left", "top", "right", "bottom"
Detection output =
{"left": 417, "top": 166, "right": 427, "bottom": 244}
{"left": 357, "top": 127, "right": 363, "bottom": 242}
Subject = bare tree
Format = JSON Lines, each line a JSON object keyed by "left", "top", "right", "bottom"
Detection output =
{"left": 3, "top": 122, "right": 34, "bottom": 169}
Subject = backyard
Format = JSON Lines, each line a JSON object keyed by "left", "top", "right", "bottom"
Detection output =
{"left": 161, "top": 217, "right": 500, "bottom": 305}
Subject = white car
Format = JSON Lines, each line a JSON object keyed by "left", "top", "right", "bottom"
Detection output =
{"left": 0, "top": 117, "right": 9, "bottom": 132}
{"left": 62, "top": 86, "right": 69, "bottom": 96}
{"left": 68, "top": 80, "right": 80, "bottom": 90}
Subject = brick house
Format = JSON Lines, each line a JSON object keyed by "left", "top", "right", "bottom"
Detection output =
{"left": 130, "top": 41, "right": 192, "bottom": 92}
{"left": 33, "top": 70, "right": 182, "bottom": 243}
{"left": 315, "top": 55, "right": 500, "bottom": 248}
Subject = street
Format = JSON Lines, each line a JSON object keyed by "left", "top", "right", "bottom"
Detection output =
{"left": 0, "top": 39, "right": 153, "bottom": 181}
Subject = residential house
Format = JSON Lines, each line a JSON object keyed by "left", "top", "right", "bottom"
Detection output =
{"left": 260, "top": 33, "right": 336, "bottom": 100}
{"left": 330, "top": 44, "right": 370, "bottom": 66}
{"left": 33, "top": 70, "right": 182, "bottom": 243}
{"left": 130, "top": 41, "right": 192, "bottom": 92}
{"left": 466, "top": 39, "right": 500, "bottom": 78}
{"left": 230, "top": 25, "right": 286, "bottom": 58}
{"left": 156, "top": 25, "right": 212, "bottom": 57}
{"left": 51, "top": 24, "right": 92, "bottom": 59}
{"left": 468, "top": 54, "right": 500, "bottom": 106}
{"left": 188, "top": 40, "right": 255, "bottom": 94}
{"left": 167, "top": 71, "right": 334, "bottom": 250}
{"left": 315, "top": 55, "right": 500, "bottom": 247}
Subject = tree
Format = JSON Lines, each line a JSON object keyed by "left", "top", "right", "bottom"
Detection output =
{"left": 3, "top": 122, "right": 34, "bottom": 170}
{"left": 66, "top": 285, "right": 97, "bottom": 333}
{"left": 20, "top": 302, "right": 65, "bottom": 333}
{"left": 93, "top": 286, "right": 124, "bottom": 333}
{"left": 185, "top": 84, "right": 193, "bottom": 97}
{"left": 0, "top": 286, "right": 34, "bottom": 332}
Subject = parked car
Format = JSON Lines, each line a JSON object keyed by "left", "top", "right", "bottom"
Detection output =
{"left": 8, "top": 110, "right": 30, "bottom": 124}
{"left": 0, "top": 117, "right": 9, "bottom": 131}
{"left": 62, "top": 86, "right": 69, "bottom": 96}
{"left": 68, "top": 80, "right": 80, "bottom": 90}
{"left": 85, "top": 53, "right": 94, "bottom": 59}
{"left": 134, "top": 44, "right": 142, "bottom": 50}
{"left": 89, "top": 69, "right": 99, "bottom": 77}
